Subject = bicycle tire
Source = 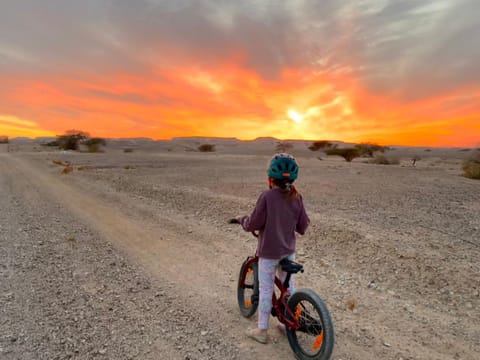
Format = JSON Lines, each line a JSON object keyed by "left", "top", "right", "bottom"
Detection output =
{"left": 286, "top": 289, "right": 334, "bottom": 360}
{"left": 237, "top": 258, "right": 259, "bottom": 318}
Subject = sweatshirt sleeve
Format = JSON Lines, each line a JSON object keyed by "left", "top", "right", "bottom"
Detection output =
{"left": 239, "top": 192, "right": 267, "bottom": 232}
{"left": 295, "top": 196, "right": 310, "bottom": 235}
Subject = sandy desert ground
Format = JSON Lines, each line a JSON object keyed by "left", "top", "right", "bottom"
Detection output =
{"left": 0, "top": 138, "right": 479, "bottom": 360}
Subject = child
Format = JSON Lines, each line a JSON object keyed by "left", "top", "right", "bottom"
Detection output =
{"left": 237, "top": 153, "right": 310, "bottom": 344}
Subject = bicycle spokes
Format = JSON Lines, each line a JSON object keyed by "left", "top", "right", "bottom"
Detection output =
{"left": 293, "top": 300, "right": 325, "bottom": 356}
{"left": 237, "top": 259, "right": 259, "bottom": 318}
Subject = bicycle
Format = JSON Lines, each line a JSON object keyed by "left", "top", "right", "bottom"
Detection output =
{"left": 231, "top": 219, "right": 334, "bottom": 360}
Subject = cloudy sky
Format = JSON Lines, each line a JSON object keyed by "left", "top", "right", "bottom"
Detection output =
{"left": 1, "top": 0, "right": 479, "bottom": 146}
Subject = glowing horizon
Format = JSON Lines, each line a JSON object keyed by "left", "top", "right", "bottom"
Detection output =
{"left": 1, "top": 1, "right": 479, "bottom": 147}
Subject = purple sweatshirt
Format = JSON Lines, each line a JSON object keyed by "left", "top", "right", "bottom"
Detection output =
{"left": 239, "top": 188, "right": 310, "bottom": 259}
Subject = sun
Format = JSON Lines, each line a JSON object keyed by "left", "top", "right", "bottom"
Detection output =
{"left": 287, "top": 109, "right": 303, "bottom": 123}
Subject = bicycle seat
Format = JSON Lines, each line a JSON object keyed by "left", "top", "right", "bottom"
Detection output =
{"left": 279, "top": 258, "right": 304, "bottom": 274}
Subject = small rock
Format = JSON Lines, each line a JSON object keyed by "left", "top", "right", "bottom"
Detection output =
{"left": 383, "top": 342, "right": 391, "bottom": 348}
{"left": 201, "top": 331, "right": 208, "bottom": 336}
{"left": 99, "top": 348, "right": 107, "bottom": 355}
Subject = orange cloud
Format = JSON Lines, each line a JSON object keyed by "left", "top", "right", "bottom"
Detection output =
{"left": 1, "top": 63, "right": 479, "bottom": 147}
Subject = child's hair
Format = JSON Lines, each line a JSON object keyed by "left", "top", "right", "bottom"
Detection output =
{"left": 272, "top": 178, "right": 300, "bottom": 198}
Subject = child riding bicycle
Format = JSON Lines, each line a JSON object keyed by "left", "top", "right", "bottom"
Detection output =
{"left": 235, "top": 153, "right": 310, "bottom": 344}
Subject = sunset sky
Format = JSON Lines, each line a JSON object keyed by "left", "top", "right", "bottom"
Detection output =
{"left": 1, "top": 0, "right": 479, "bottom": 146}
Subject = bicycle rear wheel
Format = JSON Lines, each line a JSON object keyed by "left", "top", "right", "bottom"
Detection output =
{"left": 237, "top": 258, "right": 259, "bottom": 318}
{"left": 286, "top": 289, "right": 334, "bottom": 360}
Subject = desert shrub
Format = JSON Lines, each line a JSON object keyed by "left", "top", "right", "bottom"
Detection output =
{"left": 52, "top": 160, "right": 70, "bottom": 167}
{"left": 124, "top": 148, "right": 134, "bottom": 153}
{"left": 58, "top": 130, "right": 89, "bottom": 150}
{"left": 83, "top": 137, "right": 106, "bottom": 153}
{"left": 61, "top": 165, "right": 74, "bottom": 174}
{"left": 43, "top": 140, "right": 60, "bottom": 147}
{"left": 198, "top": 144, "right": 215, "bottom": 152}
{"left": 355, "top": 143, "right": 386, "bottom": 157}
{"left": 0, "top": 135, "right": 8, "bottom": 144}
{"left": 370, "top": 154, "right": 400, "bottom": 165}
{"left": 462, "top": 152, "right": 480, "bottom": 179}
{"left": 275, "top": 141, "right": 293, "bottom": 153}
{"left": 326, "top": 148, "right": 360, "bottom": 162}
{"left": 308, "top": 140, "right": 334, "bottom": 151}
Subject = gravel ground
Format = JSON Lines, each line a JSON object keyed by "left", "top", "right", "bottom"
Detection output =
{"left": 1, "top": 142, "right": 479, "bottom": 360}
{"left": 0, "top": 151, "right": 251, "bottom": 360}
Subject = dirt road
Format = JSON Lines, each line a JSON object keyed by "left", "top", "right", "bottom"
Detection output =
{"left": 0, "top": 150, "right": 295, "bottom": 359}
{"left": 1, "top": 147, "right": 479, "bottom": 359}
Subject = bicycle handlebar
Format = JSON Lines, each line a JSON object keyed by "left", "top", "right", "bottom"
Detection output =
{"left": 228, "top": 218, "right": 259, "bottom": 237}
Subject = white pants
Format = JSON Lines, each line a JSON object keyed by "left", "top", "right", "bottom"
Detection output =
{"left": 258, "top": 254, "right": 295, "bottom": 330}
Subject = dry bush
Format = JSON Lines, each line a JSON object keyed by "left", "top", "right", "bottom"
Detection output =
{"left": 346, "top": 298, "right": 357, "bottom": 311}
{"left": 198, "top": 144, "right": 215, "bottom": 152}
{"left": 275, "top": 141, "right": 293, "bottom": 153}
{"left": 52, "top": 159, "right": 68, "bottom": 166}
{"left": 83, "top": 137, "right": 106, "bottom": 153}
{"left": 355, "top": 143, "right": 386, "bottom": 157}
{"left": 124, "top": 148, "right": 134, "bottom": 153}
{"left": 61, "top": 165, "right": 74, "bottom": 174}
{"left": 462, "top": 151, "right": 480, "bottom": 179}
{"left": 52, "top": 160, "right": 73, "bottom": 174}
{"left": 308, "top": 140, "right": 334, "bottom": 151}
{"left": 58, "top": 130, "right": 89, "bottom": 150}
{"left": 370, "top": 154, "right": 400, "bottom": 165}
{"left": 326, "top": 148, "right": 360, "bottom": 162}
{"left": 0, "top": 135, "right": 9, "bottom": 144}
{"left": 43, "top": 140, "right": 60, "bottom": 147}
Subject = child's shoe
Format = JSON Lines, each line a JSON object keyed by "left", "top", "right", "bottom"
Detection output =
{"left": 245, "top": 328, "right": 268, "bottom": 344}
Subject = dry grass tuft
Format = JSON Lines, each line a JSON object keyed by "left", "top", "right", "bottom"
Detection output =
{"left": 61, "top": 166, "right": 74, "bottom": 175}
{"left": 52, "top": 159, "right": 69, "bottom": 166}
{"left": 326, "top": 148, "right": 360, "bottom": 162}
{"left": 198, "top": 144, "right": 215, "bottom": 152}
{"left": 370, "top": 154, "right": 400, "bottom": 165}
{"left": 346, "top": 298, "right": 357, "bottom": 311}
{"left": 462, "top": 152, "right": 480, "bottom": 179}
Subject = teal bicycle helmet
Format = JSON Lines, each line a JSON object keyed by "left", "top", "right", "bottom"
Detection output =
{"left": 268, "top": 153, "right": 299, "bottom": 181}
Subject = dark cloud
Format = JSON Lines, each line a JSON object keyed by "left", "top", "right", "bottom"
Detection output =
{"left": 1, "top": 0, "right": 479, "bottom": 97}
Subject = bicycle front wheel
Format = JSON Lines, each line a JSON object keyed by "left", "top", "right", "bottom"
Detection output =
{"left": 237, "top": 258, "right": 259, "bottom": 318}
{"left": 286, "top": 289, "right": 334, "bottom": 360}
